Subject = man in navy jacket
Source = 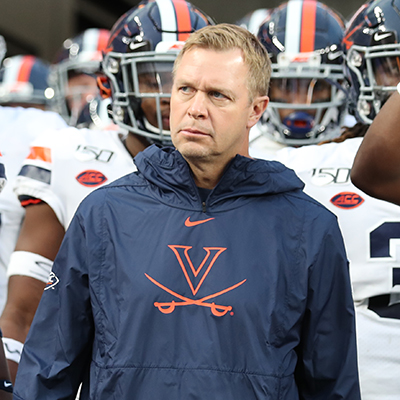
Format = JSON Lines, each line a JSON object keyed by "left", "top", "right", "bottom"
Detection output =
{"left": 13, "top": 23, "right": 361, "bottom": 399}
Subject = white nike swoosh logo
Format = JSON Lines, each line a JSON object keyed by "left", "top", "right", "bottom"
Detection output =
{"left": 126, "top": 42, "right": 147, "bottom": 51}
{"left": 4, "top": 382, "right": 12, "bottom": 387}
{"left": 374, "top": 32, "right": 392, "bottom": 41}
{"left": 327, "top": 51, "right": 343, "bottom": 60}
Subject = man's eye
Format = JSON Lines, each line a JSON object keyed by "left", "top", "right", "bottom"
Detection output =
{"left": 179, "top": 86, "right": 192, "bottom": 93}
{"left": 210, "top": 91, "right": 225, "bottom": 99}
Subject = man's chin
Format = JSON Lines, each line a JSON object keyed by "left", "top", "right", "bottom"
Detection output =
{"left": 176, "top": 141, "right": 211, "bottom": 161}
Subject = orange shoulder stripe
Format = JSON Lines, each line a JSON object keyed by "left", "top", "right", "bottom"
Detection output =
{"left": 26, "top": 146, "right": 52, "bottom": 162}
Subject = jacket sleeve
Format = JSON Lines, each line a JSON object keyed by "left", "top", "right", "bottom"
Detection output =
{"left": 13, "top": 210, "right": 94, "bottom": 400}
{"left": 295, "top": 212, "right": 361, "bottom": 400}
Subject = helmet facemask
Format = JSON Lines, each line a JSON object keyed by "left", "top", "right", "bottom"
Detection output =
{"left": 261, "top": 52, "right": 347, "bottom": 146}
{"left": 50, "top": 28, "right": 109, "bottom": 126}
{"left": 346, "top": 42, "right": 400, "bottom": 124}
{"left": 103, "top": 47, "right": 178, "bottom": 146}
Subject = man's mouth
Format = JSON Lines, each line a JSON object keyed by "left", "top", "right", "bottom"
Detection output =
{"left": 180, "top": 127, "right": 209, "bottom": 136}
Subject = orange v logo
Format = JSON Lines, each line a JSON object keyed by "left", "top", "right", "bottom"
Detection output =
{"left": 145, "top": 244, "right": 247, "bottom": 317}
{"left": 168, "top": 245, "right": 226, "bottom": 295}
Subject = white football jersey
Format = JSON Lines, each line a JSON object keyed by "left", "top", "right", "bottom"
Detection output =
{"left": 249, "top": 123, "right": 286, "bottom": 160}
{"left": 14, "top": 127, "right": 136, "bottom": 230}
{"left": 0, "top": 106, "right": 67, "bottom": 313}
{"left": 275, "top": 137, "right": 400, "bottom": 302}
{"left": 256, "top": 120, "right": 400, "bottom": 400}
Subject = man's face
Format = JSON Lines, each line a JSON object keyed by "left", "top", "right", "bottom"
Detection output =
{"left": 138, "top": 69, "right": 172, "bottom": 131}
{"left": 170, "top": 47, "right": 264, "bottom": 165}
{"left": 269, "top": 77, "right": 331, "bottom": 120}
{"left": 373, "top": 56, "right": 400, "bottom": 87}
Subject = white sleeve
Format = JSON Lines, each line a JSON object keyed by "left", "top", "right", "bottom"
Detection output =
{"left": 7, "top": 251, "right": 53, "bottom": 283}
{"left": 12, "top": 129, "right": 68, "bottom": 227}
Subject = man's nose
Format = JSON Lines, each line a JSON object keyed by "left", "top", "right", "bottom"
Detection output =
{"left": 188, "top": 92, "right": 207, "bottom": 119}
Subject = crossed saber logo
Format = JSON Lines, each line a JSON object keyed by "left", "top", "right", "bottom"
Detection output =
{"left": 145, "top": 245, "right": 246, "bottom": 317}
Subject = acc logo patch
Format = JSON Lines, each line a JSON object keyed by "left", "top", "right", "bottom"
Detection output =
{"left": 330, "top": 192, "right": 364, "bottom": 209}
{"left": 76, "top": 170, "right": 107, "bottom": 187}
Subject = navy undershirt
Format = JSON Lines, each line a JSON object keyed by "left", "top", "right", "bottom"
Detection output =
{"left": 197, "top": 187, "right": 212, "bottom": 203}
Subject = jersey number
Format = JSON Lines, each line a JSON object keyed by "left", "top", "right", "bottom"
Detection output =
{"left": 369, "top": 222, "right": 400, "bottom": 319}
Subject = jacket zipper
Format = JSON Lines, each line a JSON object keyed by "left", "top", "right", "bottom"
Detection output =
{"left": 202, "top": 201, "right": 207, "bottom": 213}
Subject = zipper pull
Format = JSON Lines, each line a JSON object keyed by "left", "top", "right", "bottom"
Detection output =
{"left": 202, "top": 201, "right": 207, "bottom": 213}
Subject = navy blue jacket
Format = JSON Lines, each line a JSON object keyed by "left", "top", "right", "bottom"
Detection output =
{"left": 14, "top": 145, "right": 360, "bottom": 399}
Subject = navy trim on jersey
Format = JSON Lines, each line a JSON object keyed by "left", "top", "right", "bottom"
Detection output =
{"left": 18, "top": 165, "right": 51, "bottom": 184}
{"left": 0, "top": 163, "right": 5, "bottom": 179}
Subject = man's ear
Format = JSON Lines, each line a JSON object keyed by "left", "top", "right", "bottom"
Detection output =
{"left": 247, "top": 96, "right": 269, "bottom": 129}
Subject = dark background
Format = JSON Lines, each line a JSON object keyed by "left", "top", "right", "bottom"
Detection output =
{"left": 0, "top": 0, "right": 365, "bottom": 62}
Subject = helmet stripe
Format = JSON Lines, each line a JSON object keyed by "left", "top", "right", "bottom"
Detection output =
{"left": 17, "top": 55, "right": 35, "bottom": 83}
{"left": 300, "top": 0, "right": 317, "bottom": 52}
{"left": 156, "top": 0, "right": 179, "bottom": 42}
{"left": 97, "top": 29, "right": 109, "bottom": 52}
{"left": 285, "top": 0, "right": 302, "bottom": 54}
{"left": 83, "top": 29, "right": 99, "bottom": 53}
{"left": 172, "top": 0, "right": 192, "bottom": 41}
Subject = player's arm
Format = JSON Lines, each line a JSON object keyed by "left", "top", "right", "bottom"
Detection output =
{"left": 351, "top": 90, "right": 400, "bottom": 205}
{"left": 13, "top": 207, "right": 93, "bottom": 400}
{"left": 0, "top": 202, "right": 65, "bottom": 383}
{"left": 0, "top": 331, "right": 12, "bottom": 400}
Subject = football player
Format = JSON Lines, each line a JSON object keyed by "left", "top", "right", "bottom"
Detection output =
{"left": 0, "top": 37, "right": 12, "bottom": 400}
{"left": 0, "top": 0, "right": 214, "bottom": 383}
{"left": 351, "top": 91, "right": 400, "bottom": 205}
{"left": 0, "top": 50, "right": 67, "bottom": 318}
{"left": 348, "top": 2, "right": 400, "bottom": 206}
{"left": 0, "top": 55, "right": 54, "bottom": 110}
{"left": 249, "top": 0, "right": 350, "bottom": 159}
{"left": 0, "top": 329, "right": 12, "bottom": 400}
{"left": 270, "top": 1, "right": 400, "bottom": 398}
{"left": 49, "top": 28, "right": 110, "bottom": 126}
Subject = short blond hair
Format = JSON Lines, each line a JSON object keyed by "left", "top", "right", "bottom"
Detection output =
{"left": 173, "top": 23, "right": 271, "bottom": 101}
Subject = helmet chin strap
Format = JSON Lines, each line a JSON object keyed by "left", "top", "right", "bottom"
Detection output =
{"left": 282, "top": 111, "right": 315, "bottom": 137}
{"left": 143, "top": 117, "right": 171, "bottom": 137}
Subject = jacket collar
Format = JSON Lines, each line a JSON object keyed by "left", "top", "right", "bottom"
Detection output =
{"left": 134, "top": 145, "right": 305, "bottom": 209}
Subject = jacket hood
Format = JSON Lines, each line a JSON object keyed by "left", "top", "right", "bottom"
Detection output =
{"left": 133, "top": 145, "right": 305, "bottom": 210}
